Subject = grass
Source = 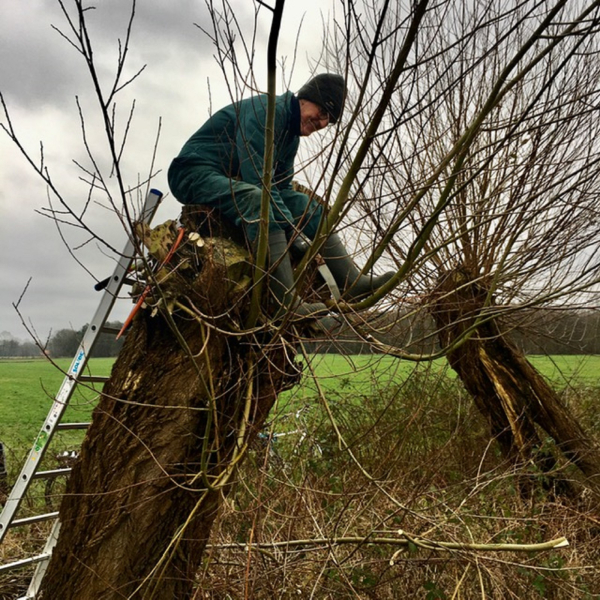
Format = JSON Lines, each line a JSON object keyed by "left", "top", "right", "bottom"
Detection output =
{"left": 285, "top": 352, "right": 600, "bottom": 400}
{"left": 1, "top": 353, "right": 599, "bottom": 598}
{"left": 0, "top": 352, "right": 596, "bottom": 486}
{"left": 0, "top": 358, "right": 114, "bottom": 473}
{"left": 525, "top": 354, "right": 600, "bottom": 386}
{"left": 1, "top": 354, "right": 598, "bottom": 456}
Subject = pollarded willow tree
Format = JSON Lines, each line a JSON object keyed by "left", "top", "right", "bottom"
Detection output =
{"left": 2, "top": 0, "right": 600, "bottom": 598}
{"left": 329, "top": 0, "right": 600, "bottom": 492}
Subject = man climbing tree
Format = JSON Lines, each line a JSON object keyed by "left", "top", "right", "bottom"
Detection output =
{"left": 168, "top": 73, "right": 394, "bottom": 325}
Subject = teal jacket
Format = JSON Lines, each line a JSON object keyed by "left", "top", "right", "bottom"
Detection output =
{"left": 168, "top": 91, "right": 321, "bottom": 238}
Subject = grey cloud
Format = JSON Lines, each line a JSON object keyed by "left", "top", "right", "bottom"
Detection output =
{"left": 0, "top": 2, "right": 84, "bottom": 107}
{"left": 1, "top": 0, "right": 329, "bottom": 340}
{"left": 0, "top": 0, "right": 216, "bottom": 110}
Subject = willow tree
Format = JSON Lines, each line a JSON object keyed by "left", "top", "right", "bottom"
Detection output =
{"left": 33, "top": 0, "right": 310, "bottom": 598}
{"left": 333, "top": 0, "right": 600, "bottom": 492}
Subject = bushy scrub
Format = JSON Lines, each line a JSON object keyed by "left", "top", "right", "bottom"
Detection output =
{"left": 200, "top": 364, "right": 600, "bottom": 599}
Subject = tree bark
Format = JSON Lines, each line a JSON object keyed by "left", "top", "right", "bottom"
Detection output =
{"left": 40, "top": 210, "right": 301, "bottom": 599}
{"left": 431, "top": 268, "right": 600, "bottom": 496}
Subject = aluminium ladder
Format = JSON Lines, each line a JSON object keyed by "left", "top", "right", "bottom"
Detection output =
{"left": 0, "top": 189, "right": 163, "bottom": 599}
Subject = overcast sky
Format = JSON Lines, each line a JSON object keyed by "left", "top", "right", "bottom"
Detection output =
{"left": 0, "top": 0, "right": 336, "bottom": 342}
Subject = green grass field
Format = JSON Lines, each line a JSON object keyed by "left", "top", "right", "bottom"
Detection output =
{"left": 1, "top": 354, "right": 599, "bottom": 599}
{"left": 0, "top": 358, "right": 114, "bottom": 464}
{"left": 0, "top": 353, "right": 598, "bottom": 466}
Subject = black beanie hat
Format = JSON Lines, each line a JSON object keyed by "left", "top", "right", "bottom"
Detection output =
{"left": 297, "top": 73, "right": 346, "bottom": 124}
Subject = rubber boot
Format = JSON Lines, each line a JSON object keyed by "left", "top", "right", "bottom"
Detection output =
{"left": 322, "top": 233, "right": 395, "bottom": 301}
{"left": 267, "top": 230, "right": 330, "bottom": 320}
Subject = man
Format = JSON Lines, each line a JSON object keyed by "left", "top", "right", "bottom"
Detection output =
{"left": 168, "top": 73, "right": 393, "bottom": 321}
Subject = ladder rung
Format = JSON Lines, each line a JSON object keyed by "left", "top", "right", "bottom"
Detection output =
{"left": 32, "top": 468, "right": 71, "bottom": 480}
{"left": 0, "top": 553, "right": 51, "bottom": 574}
{"left": 56, "top": 422, "right": 90, "bottom": 431}
{"left": 78, "top": 374, "right": 110, "bottom": 383}
{"left": 9, "top": 512, "right": 59, "bottom": 529}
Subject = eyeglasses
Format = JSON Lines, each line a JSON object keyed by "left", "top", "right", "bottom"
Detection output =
{"left": 317, "top": 106, "right": 330, "bottom": 123}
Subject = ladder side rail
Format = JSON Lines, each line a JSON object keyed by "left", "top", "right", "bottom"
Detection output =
{"left": 26, "top": 521, "right": 61, "bottom": 598}
{"left": 0, "top": 190, "right": 163, "bottom": 545}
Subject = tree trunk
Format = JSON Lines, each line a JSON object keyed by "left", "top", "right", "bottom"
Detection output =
{"left": 431, "top": 268, "right": 600, "bottom": 496}
{"left": 40, "top": 210, "right": 301, "bottom": 599}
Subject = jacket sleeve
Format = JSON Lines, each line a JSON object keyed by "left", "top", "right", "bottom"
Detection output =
{"left": 236, "top": 96, "right": 295, "bottom": 230}
{"left": 272, "top": 125, "right": 298, "bottom": 192}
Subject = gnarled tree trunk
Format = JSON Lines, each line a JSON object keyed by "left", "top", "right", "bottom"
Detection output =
{"left": 40, "top": 210, "right": 302, "bottom": 599}
{"left": 431, "top": 268, "right": 600, "bottom": 496}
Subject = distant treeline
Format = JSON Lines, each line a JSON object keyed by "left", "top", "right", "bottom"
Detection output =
{"left": 306, "top": 308, "right": 600, "bottom": 356}
{"left": 0, "top": 321, "right": 125, "bottom": 358}
{"left": 3, "top": 309, "right": 600, "bottom": 358}
{"left": 0, "top": 338, "right": 41, "bottom": 358}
